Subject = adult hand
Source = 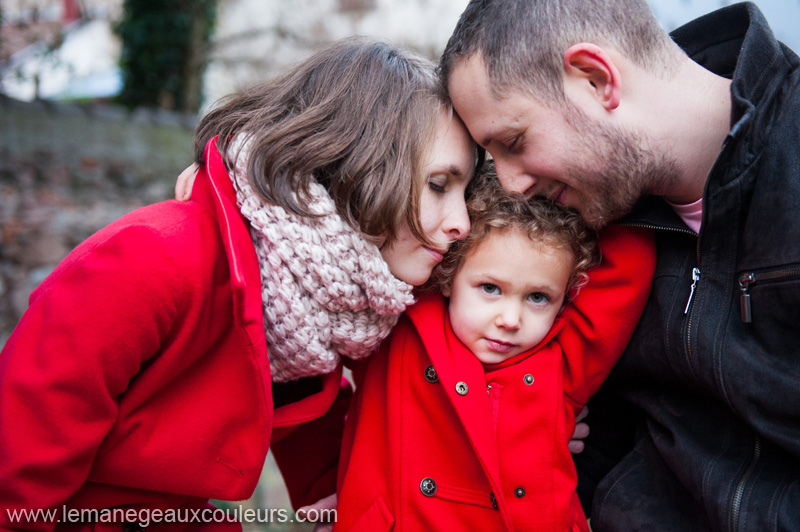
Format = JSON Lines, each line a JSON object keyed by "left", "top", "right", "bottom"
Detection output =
{"left": 569, "top": 405, "right": 590, "bottom": 454}
{"left": 296, "top": 493, "right": 337, "bottom": 532}
{"left": 175, "top": 163, "right": 200, "bottom": 201}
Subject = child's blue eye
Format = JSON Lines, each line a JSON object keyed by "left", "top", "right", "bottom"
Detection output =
{"left": 528, "top": 292, "right": 548, "bottom": 304}
{"left": 481, "top": 283, "right": 499, "bottom": 295}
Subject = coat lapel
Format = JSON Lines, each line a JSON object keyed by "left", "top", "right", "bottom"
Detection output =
{"left": 406, "top": 295, "right": 502, "bottom": 483}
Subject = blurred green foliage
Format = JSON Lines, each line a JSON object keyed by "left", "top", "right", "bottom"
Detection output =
{"left": 114, "top": 0, "right": 217, "bottom": 113}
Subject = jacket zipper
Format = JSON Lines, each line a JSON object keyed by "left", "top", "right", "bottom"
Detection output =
{"left": 683, "top": 267, "right": 701, "bottom": 374}
{"left": 617, "top": 221, "right": 697, "bottom": 238}
{"left": 730, "top": 434, "right": 761, "bottom": 532}
{"left": 738, "top": 267, "right": 800, "bottom": 323}
{"left": 619, "top": 221, "right": 702, "bottom": 374}
{"left": 684, "top": 268, "right": 701, "bottom": 314}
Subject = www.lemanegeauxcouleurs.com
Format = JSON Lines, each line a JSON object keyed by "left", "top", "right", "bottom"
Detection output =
{"left": 6, "top": 505, "right": 337, "bottom": 527}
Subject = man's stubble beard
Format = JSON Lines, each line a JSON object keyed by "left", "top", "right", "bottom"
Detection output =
{"left": 564, "top": 105, "right": 678, "bottom": 229}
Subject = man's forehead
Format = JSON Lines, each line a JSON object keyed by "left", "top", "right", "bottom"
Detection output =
{"left": 448, "top": 64, "right": 529, "bottom": 146}
{"left": 447, "top": 56, "right": 499, "bottom": 128}
{"left": 448, "top": 53, "right": 491, "bottom": 92}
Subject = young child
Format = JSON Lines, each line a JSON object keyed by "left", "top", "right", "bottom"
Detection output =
{"left": 334, "top": 169, "right": 656, "bottom": 531}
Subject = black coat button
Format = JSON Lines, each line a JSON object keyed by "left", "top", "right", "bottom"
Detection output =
{"left": 420, "top": 477, "right": 437, "bottom": 497}
{"left": 514, "top": 487, "right": 526, "bottom": 498}
{"left": 524, "top": 374, "right": 534, "bottom": 385}
{"left": 490, "top": 492, "right": 498, "bottom": 510}
{"left": 424, "top": 365, "right": 439, "bottom": 383}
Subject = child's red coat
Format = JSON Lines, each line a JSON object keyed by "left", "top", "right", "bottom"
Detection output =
{"left": 335, "top": 226, "right": 656, "bottom": 531}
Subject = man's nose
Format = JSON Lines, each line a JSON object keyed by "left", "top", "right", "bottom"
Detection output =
{"left": 493, "top": 157, "right": 537, "bottom": 197}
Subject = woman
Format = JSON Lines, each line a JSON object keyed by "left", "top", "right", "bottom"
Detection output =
{"left": 0, "top": 38, "right": 477, "bottom": 531}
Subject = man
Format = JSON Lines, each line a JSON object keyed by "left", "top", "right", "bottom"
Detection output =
{"left": 440, "top": 1, "right": 800, "bottom": 530}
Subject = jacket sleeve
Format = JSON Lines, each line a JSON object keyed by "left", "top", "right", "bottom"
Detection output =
{"left": 557, "top": 225, "right": 656, "bottom": 411}
{"left": 0, "top": 224, "right": 186, "bottom": 532}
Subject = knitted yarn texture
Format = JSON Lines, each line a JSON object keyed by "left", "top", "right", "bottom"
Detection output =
{"left": 229, "top": 135, "right": 415, "bottom": 382}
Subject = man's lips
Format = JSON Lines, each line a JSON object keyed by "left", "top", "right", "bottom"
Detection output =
{"left": 485, "top": 338, "right": 517, "bottom": 353}
{"left": 549, "top": 184, "right": 568, "bottom": 205}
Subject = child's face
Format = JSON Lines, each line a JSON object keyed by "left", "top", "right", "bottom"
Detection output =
{"left": 443, "top": 229, "right": 572, "bottom": 364}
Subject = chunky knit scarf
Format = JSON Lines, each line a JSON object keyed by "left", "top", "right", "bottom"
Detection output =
{"left": 229, "top": 136, "right": 415, "bottom": 382}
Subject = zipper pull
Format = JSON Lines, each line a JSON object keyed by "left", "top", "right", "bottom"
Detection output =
{"left": 684, "top": 268, "right": 701, "bottom": 315}
{"left": 739, "top": 273, "right": 754, "bottom": 323}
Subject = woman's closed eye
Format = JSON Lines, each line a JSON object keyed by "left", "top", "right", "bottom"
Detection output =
{"left": 427, "top": 176, "right": 447, "bottom": 193}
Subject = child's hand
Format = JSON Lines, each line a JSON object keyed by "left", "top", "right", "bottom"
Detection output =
{"left": 297, "top": 493, "right": 337, "bottom": 532}
{"left": 175, "top": 163, "right": 200, "bottom": 201}
{"left": 569, "top": 406, "right": 590, "bottom": 454}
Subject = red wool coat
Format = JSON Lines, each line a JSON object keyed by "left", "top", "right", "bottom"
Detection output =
{"left": 334, "top": 226, "right": 656, "bottom": 532}
{"left": 0, "top": 139, "right": 347, "bottom": 532}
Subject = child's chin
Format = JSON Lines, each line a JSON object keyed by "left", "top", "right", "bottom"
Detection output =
{"left": 476, "top": 351, "right": 512, "bottom": 365}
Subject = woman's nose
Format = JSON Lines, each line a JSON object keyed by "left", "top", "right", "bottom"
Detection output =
{"left": 443, "top": 200, "right": 470, "bottom": 240}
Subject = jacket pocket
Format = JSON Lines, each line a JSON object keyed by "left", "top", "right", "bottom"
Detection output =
{"left": 737, "top": 264, "right": 800, "bottom": 323}
{"left": 432, "top": 482, "right": 497, "bottom": 510}
{"left": 340, "top": 496, "right": 394, "bottom": 532}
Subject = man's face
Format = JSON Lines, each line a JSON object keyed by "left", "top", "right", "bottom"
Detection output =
{"left": 448, "top": 54, "right": 676, "bottom": 228}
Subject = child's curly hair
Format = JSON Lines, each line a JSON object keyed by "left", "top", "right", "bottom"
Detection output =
{"left": 432, "top": 164, "right": 600, "bottom": 301}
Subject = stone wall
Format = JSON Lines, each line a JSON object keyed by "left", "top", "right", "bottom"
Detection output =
{"left": 0, "top": 94, "right": 196, "bottom": 347}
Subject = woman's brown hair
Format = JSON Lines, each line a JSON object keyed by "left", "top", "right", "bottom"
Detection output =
{"left": 433, "top": 164, "right": 600, "bottom": 299}
{"left": 194, "top": 37, "right": 447, "bottom": 244}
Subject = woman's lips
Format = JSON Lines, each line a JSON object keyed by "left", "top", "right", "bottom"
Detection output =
{"left": 424, "top": 246, "right": 446, "bottom": 262}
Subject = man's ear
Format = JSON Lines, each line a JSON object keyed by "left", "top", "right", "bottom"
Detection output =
{"left": 563, "top": 43, "right": 621, "bottom": 111}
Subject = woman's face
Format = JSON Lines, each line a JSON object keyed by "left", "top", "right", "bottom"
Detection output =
{"left": 381, "top": 111, "right": 476, "bottom": 286}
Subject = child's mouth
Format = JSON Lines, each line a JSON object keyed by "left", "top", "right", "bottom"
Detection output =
{"left": 485, "top": 338, "right": 517, "bottom": 353}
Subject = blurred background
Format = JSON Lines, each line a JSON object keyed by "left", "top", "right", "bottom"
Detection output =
{"left": 1, "top": 0, "right": 798, "bottom": 529}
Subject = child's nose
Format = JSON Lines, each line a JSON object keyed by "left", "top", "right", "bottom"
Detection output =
{"left": 495, "top": 303, "right": 522, "bottom": 330}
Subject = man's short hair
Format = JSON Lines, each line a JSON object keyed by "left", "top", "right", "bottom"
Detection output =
{"left": 439, "top": 0, "right": 680, "bottom": 105}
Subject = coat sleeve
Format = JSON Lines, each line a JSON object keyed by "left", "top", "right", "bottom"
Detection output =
{"left": 556, "top": 225, "right": 656, "bottom": 411}
{"left": 0, "top": 224, "right": 187, "bottom": 532}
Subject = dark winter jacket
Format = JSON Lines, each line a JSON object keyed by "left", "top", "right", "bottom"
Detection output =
{"left": 584, "top": 4, "right": 800, "bottom": 531}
